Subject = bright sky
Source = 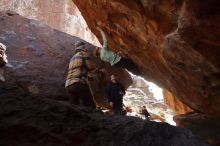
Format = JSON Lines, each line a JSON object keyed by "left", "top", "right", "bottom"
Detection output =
{"left": 126, "top": 72, "right": 176, "bottom": 125}
{"left": 129, "top": 72, "right": 164, "bottom": 100}
{"left": 144, "top": 80, "right": 163, "bottom": 101}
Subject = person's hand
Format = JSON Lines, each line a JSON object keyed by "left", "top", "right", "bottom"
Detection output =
{"left": 119, "top": 91, "right": 124, "bottom": 95}
{"left": 99, "top": 68, "right": 106, "bottom": 72}
{"left": 109, "top": 102, "right": 113, "bottom": 107}
{"left": 94, "top": 67, "right": 99, "bottom": 73}
{"left": 94, "top": 68, "right": 105, "bottom": 74}
{"left": 117, "top": 51, "right": 123, "bottom": 56}
{"left": 96, "top": 26, "right": 102, "bottom": 31}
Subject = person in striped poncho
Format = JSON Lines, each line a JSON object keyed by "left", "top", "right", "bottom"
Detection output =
{"left": 65, "top": 41, "right": 96, "bottom": 109}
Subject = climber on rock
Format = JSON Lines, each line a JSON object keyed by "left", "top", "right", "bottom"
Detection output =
{"left": 94, "top": 27, "right": 142, "bottom": 76}
{"left": 106, "top": 74, "right": 125, "bottom": 115}
{"left": 65, "top": 41, "right": 96, "bottom": 109}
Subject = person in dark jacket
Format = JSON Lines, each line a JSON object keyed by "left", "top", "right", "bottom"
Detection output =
{"left": 106, "top": 74, "right": 125, "bottom": 115}
{"left": 141, "top": 106, "right": 151, "bottom": 121}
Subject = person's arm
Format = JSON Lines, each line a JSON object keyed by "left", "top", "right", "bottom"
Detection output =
{"left": 100, "top": 30, "right": 108, "bottom": 50}
{"left": 146, "top": 110, "right": 150, "bottom": 117}
{"left": 84, "top": 54, "right": 96, "bottom": 81}
{"left": 85, "top": 56, "right": 95, "bottom": 72}
{"left": 97, "top": 27, "right": 108, "bottom": 50}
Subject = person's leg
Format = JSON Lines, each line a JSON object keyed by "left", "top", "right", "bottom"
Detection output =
{"left": 113, "top": 108, "right": 119, "bottom": 115}
{"left": 66, "top": 83, "right": 80, "bottom": 106}
{"left": 145, "top": 115, "right": 150, "bottom": 121}
{"left": 113, "top": 105, "right": 122, "bottom": 115}
{"left": 78, "top": 83, "right": 96, "bottom": 109}
{"left": 122, "top": 109, "right": 127, "bottom": 116}
{"left": 115, "top": 58, "right": 142, "bottom": 76}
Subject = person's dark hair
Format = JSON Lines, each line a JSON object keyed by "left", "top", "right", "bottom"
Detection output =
{"left": 74, "top": 41, "right": 87, "bottom": 53}
{"left": 75, "top": 41, "right": 85, "bottom": 48}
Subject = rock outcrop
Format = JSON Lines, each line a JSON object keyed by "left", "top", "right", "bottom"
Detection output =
{"left": 0, "top": 0, "right": 99, "bottom": 45}
{"left": 0, "top": 88, "right": 209, "bottom": 146}
{"left": 130, "top": 76, "right": 155, "bottom": 100}
{"left": 163, "top": 90, "right": 193, "bottom": 115}
{"left": 174, "top": 112, "right": 220, "bottom": 146}
{"left": 72, "top": 0, "right": 220, "bottom": 118}
{"left": 0, "top": 11, "right": 131, "bottom": 107}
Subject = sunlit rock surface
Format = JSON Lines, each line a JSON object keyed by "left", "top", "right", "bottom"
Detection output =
{"left": 174, "top": 112, "right": 220, "bottom": 146}
{"left": 163, "top": 90, "right": 193, "bottom": 115}
{"left": 72, "top": 0, "right": 220, "bottom": 118}
{"left": 0, "top": 0, "right": 99, "bottom": 45}
{"left": 124, "top": 85, "right": 174, "bottom": 125}
{"left": 0, "top": 11, "right": 131, "bottom": 106}
{"left": 130, "top": 75, "right": 155, "bottom": 100}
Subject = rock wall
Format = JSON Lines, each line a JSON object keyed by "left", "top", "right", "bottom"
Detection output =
{"left": 72, "top": 0, "right": 220, "bottom": 118}
{"left": 174, "top": 112, "right": 220, "bottom": 146}
{"left": 130, "top": 76, "right": 155, "bottom": 100}
{"left": 0, "top": 11, "right": 131, "bottom": 107}
{"left": 0, "top": 0, "right": 100, "bottom": 45}
{"left": 0, "top": 90, "right": 209, "bottom": 146}
{"left": 163, "top": 90, "right": 193, "bottom": 115}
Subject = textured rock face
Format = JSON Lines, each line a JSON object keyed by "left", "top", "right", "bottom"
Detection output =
{"left": 0, "top": 90, "right": 209, "bottom": 146}
{"left": 72, "top": 0, "right": 220, "bottom": 118}
{"left": 0, "top": 0, "right": 99, "bottom": 45}
{"left": 130, "top": 76, "right": 154, "bottom": 99}
{"left": 0, "top": 12, "right": 131, "bottom": 106}
{"left": 174, "top": 112, "right": 220, "bottom": 146}
{"left": 163, "top": 90, "right": 193, "bottom": 115}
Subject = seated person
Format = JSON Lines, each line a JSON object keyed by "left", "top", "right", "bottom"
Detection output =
{"left": 140, "top": 106, "right": 151, "bottom": 121}
{"left": 106, "top": 74, "right": 125, "bottom": 115}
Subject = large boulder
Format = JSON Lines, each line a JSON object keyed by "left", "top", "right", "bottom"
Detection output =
{"left": 0, "top": 89, "right": 209, "bottom": 146}
{"left": 0, "top": 11, "right": 131, "bottom": 107}
{"left": 0, "top": 0, "right": 99, "bottom": 45}
{"left": 174, "top": 112, "right": 220, "bottom": 146}
{"left": 72, "top": 0, "right": 220, "bottom": 118}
